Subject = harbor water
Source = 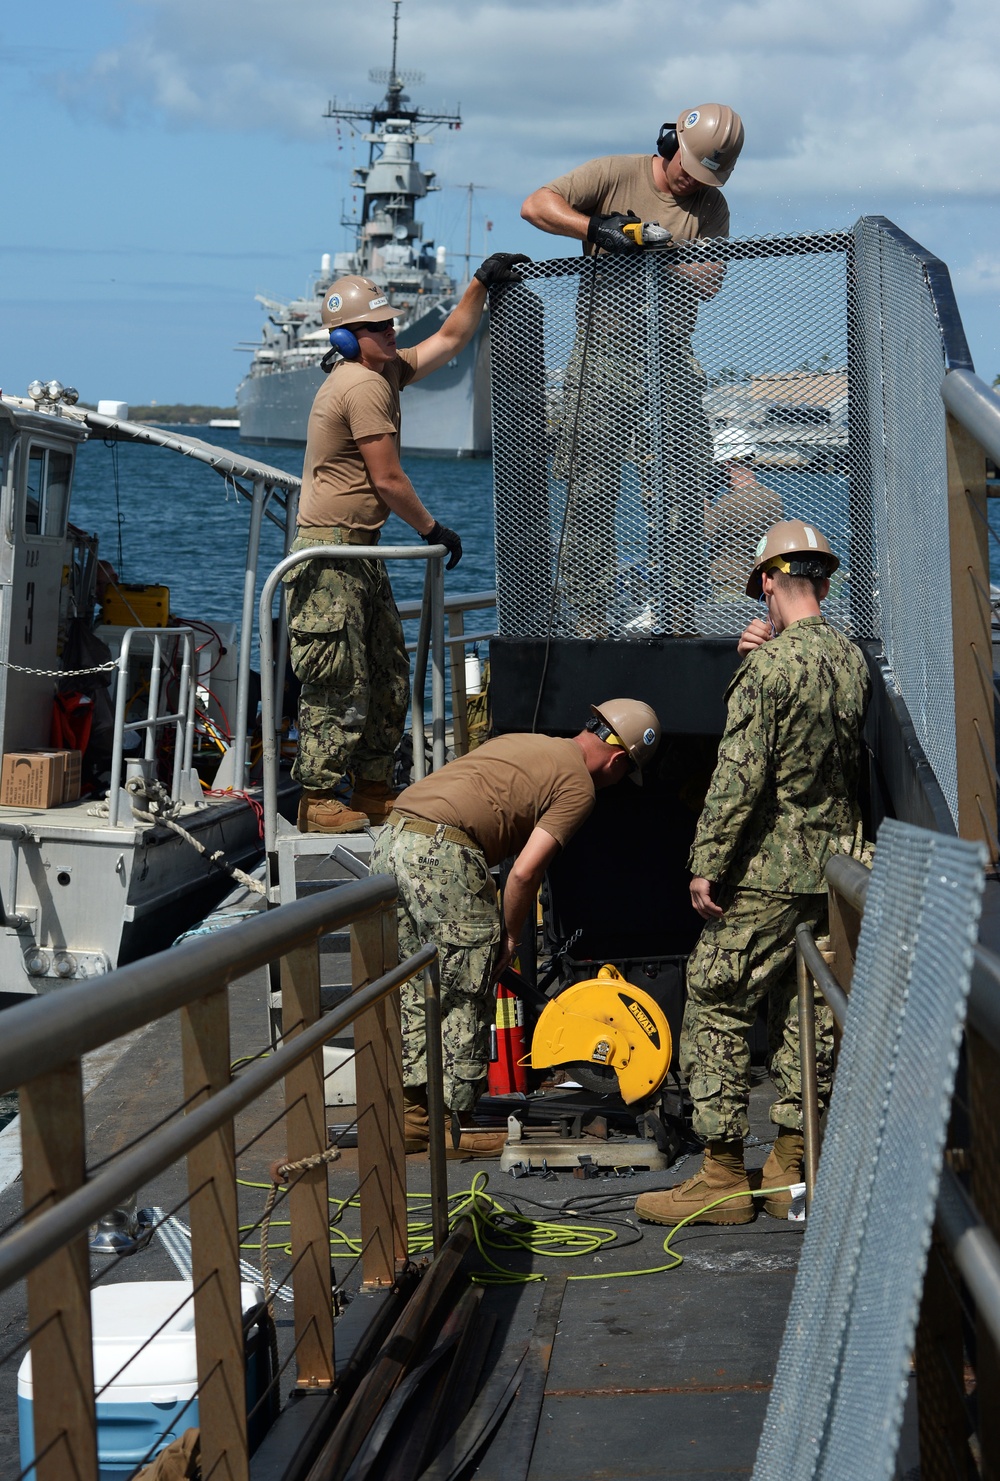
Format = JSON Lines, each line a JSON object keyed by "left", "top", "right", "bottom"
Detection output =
{"left": 69, "top": 427, "right": 498, "bottom": 650}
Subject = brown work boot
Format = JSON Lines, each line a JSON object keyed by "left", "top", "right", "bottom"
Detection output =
{"left": 404, "top": 1087, "right": 430, "bottom": 1154}
{"left": 760, "top": 1131, "right": 805, "bottom": 1219}
{"left": 297, "top": 790, "right": 371, "bottom": 834}
{"left": 350, "top": 780, "right": 401, "bottom": 826}
{"left": 635, "top": 1144, "right": 755, "bottom": 1227}
{"left": 447, "top": 1115, "right": 507, "bottom": 1160}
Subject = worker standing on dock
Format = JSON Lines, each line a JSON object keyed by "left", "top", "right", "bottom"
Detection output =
{"left": 287, "top": 255, "right": 528, "bottom": 834}
{"left": 520, "top": 106, "right": 744, "bottom": 635}
{"left": 369, "top": 699, "right": 661, "bottom": 1156}
{"left": 636, "top": 521, "right": 870, "bottom": 1227}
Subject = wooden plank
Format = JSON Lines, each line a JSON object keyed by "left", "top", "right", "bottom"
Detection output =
{"left": 281, "top": 942, "right": 335, "bottom": 1388}
{"left": 21, "top": 1061, "right": 97, "bottom": 1481}
{"left": 946, "top": 411, "right": 995, "bottom": 863}
{"left": 181, "top": 988, "right": 249, "bottom": 1481}
{"left": 969, "top": 1026, "right": 1000, "bottom": 1477}
{"left": 353, "top": 902, "right": 406, "bottom": 1288}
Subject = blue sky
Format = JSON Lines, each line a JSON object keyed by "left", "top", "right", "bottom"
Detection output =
{"left": 3, "top": 0, "right": 999, "bottom": 407}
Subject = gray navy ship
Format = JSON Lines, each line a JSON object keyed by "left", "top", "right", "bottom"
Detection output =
{"left": 235, "top": 2, "right": 491, "bottom": 456}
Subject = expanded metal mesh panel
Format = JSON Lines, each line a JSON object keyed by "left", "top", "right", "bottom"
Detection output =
{"left": 851, "top": 219, "right": 957, "bottom": 821}
{"left": 489, "top": 218, "right": 963, "bottom": 820}
{"left": 490, "top": 232, "right": 860, "bottom": 643}
{"left": 752, "top": 820, "right": 986, "bottom": 1481}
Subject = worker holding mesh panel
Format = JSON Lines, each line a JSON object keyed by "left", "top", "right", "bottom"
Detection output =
{"left": 521, "top": 106, "right": 744, "bottom": 635}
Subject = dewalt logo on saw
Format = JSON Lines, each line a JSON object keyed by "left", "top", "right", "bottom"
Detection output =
{"left": 618, "top": 993, "right": 661, "bottom": 1049}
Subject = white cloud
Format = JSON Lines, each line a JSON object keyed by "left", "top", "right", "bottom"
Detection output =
{"left": 48, "top": 0, "right": 1000, "bottom": 207}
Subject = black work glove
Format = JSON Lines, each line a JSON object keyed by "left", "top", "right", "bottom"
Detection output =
{"left": 586, "top": 210, "right": 642, "bottom": 253}
{"left": 474, "top": 252, "right": 531, "bottom": 288}
{"left": 423, "top": 520, "right": 463, "bottom": 570}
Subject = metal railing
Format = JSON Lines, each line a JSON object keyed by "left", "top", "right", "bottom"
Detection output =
{"left": 937, "top": 367, "right": 999, "bottom": 868}
{"left": 795, "top": 852, "right": 1000, "bottom": 1477}
{"left": 396, "top": 587, "right": 496, "bottom": 758}
{"left": 106, "top": 626, "right": 196, "bottom": 828}
{"left": 258, "top": 544, "right": 448, "bottom": 859}
{"left": 1, "top": 873, "right": 451, "bottom": 1481}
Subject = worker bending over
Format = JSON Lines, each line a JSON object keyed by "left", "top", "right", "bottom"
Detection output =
{"left": 369, "top": 699, "right": 661, "bottom": 1156}
{"left": 636, "top": 521, "right": 870, "bottom": 1226}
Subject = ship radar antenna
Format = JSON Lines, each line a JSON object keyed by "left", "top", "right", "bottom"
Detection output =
{"left": 369, "top": 0, "right": 424, "bottom": 110}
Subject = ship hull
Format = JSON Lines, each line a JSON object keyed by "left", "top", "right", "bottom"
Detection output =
{"left": 237, "top": 317, "right": 492, "bottom": 457}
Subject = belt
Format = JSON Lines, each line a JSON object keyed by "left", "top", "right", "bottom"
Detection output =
{"left": 295, "top": 525, "right": 381, "bottom": 546}
{"left": 387, "top": 812, "right": 481, "bottom": 852}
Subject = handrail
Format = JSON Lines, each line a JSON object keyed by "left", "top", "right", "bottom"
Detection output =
{"left": 4, "top": 864, "right": 444, "bottom": 1479}
{"left": 258, "top": 543, "right": 447, "bottom": 859}
{"left": 106, "top": 626, "right": 196, "bottom": 827}
{"left": 796, "top": 854, "right": 1000, "bottom": 1367}
{"left": 0, "top": 940, "right": 436, "bottom": 1293}
{"left": 0, "top": 875, "right": 396, "bottom": 1092}
{"left": 941, "top": 368, "right": 1000, "bottom": 469}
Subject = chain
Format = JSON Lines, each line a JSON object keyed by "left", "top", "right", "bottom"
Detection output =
{"left": 0, "top": 659, "right": 118, "bottom": 678}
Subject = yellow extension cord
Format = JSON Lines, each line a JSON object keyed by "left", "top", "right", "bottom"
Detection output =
{"left": 236, "top": 1170, "right": 797, "bottom": 1286}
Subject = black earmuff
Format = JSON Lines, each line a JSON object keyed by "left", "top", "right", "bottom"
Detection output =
{"left": 329, "top": 327, "right": 361, "bottom": 360}
{"left": 656, "top": 122, "right": 679, "bottom": 161}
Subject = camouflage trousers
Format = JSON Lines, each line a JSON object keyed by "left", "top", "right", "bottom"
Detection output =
{"left": 369, "top": 820, "right": 500, "bottom": 1114}
{"left": 283, "top": 530, "right": 409, "bottom": 794}
{"left": 681, "top": 889, "right": 833, "bottom": 1141}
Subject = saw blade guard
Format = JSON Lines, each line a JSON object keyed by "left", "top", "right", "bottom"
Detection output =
{"left": 529, "top": 964, "right": 672, "bottom": 1104}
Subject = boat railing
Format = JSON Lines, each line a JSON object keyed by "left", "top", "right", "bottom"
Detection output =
{"left": 791, "top": 847, "right": 1000, "bottom": 1477}
{"left": 0, "top": 872, "right": 450, "bottom": 1481}
{"left": 258, "top": 543, "right": 451, "bottom": 859}
{"left": 396, "top": 587, "right": 497, "bottom": 757}
{"left": 105, "top": 625, "right": 197, "bottom": 828}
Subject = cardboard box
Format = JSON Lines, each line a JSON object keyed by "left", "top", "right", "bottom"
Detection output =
{"left": 0, "top": 750, "right": 81, "bottom": 808}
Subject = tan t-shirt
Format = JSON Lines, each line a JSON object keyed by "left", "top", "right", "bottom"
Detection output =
{"left": 298, "top": 347, "right": 418, "bottom": 530}
{"left": 394, "top": 733, "right": 596, "bottom": 867}
{"left": 545, "top": 154, "right": 730, "bottom": 255}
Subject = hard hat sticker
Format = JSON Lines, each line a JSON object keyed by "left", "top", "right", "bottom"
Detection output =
{"left": 367, "top": 296, "right": 389, "bottom": 310}
{"left": 327, "top": 294, "right": 343, "bottom": 312}
{"left": 804, "top": 526, "right": 818, "bottom": 548}
{"left": 685, "top": 110, "right": 700, "bottom": 126}
{"left": 642, "top": 728, "right": 656, "bottom": 746}
{"left": 755, "top": 536, "right": 767, "bottom": 558}
{"left": 700, "top": 156, "right": 721, "bottom": 171}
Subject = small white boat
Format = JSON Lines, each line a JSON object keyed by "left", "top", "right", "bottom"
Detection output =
{"left": 0, "top": 383, "right": 301, "bottom": 994}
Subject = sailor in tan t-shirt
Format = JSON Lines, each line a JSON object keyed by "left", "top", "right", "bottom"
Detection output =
{"left": 520, "top": 107, "right": 744, "bottom": 636}
{"left": 369, "top": 699, "right": 661, "bottom": 1156}
{"left": 283, "top": 255, "right": 527, "bottom": 835}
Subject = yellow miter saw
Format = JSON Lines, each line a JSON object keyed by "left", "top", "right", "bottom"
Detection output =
{"left": 530, "top": 964, "right": 672, "bottom": 1104}
{"left": 496, "top": 964, "right": 681, "bottom": 1172}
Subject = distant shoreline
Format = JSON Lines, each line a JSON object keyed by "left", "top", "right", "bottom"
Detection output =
{"left": 82, "top": 402, "right": 238, "bottom": 425}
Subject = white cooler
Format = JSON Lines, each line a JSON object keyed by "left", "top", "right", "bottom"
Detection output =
{"left": 18, "top": 1280, "right": 264, "bottom": 1479}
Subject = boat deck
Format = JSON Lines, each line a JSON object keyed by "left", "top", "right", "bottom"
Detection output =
{"left": 0, "top": 879, "right": 921, "bottom": 1479}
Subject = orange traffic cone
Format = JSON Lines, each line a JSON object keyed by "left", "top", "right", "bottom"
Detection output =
{"left": 488, "top": 980, "right": 528, "bottom": 1094}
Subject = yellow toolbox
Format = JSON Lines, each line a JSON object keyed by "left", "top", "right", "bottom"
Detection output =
{"left": 101, "top": 583, "right": 170, "bottom": 628}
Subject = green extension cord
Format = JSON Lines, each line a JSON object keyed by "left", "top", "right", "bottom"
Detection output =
{"left": 237, "top": 1171, "right": 798, "bottom": 1286}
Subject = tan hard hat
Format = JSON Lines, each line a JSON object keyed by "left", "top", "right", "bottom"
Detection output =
{"left": 590, "top": 698, "right": 661, "bottom": 786}
{"left": 676, "top": 104, "right": 745, "bottom": 186}
{"left": 746, "top": 519, "right": 839, "bottom": 599}
{"left": 320, "top": 276, "right": 400, "bottom": 330}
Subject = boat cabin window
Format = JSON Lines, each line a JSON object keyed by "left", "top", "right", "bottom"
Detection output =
{"left": 25, "top": 445, "right": 73, "bottom": 539}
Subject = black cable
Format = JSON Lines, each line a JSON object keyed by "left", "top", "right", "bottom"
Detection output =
{"left": 531, "top": 255, "right": 601, "bottom": 733}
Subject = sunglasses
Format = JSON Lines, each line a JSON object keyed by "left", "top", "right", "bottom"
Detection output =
{"left": 358, "top": 319, "right": 395, "bottom": 335}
